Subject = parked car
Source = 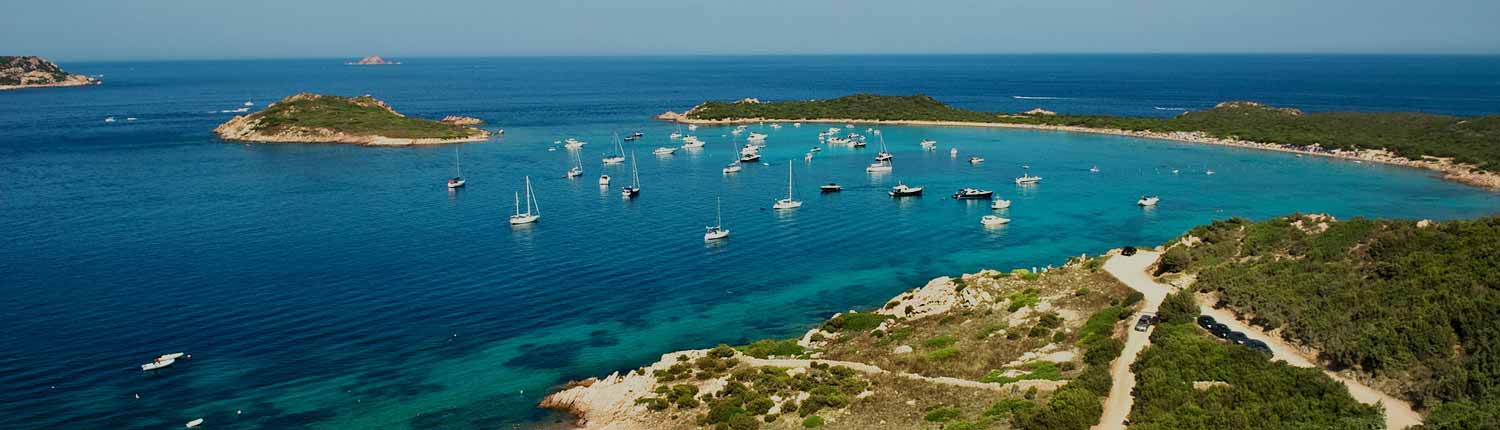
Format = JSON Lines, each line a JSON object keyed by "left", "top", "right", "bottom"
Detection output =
{"left": 1134, "top": 314, "right": 1155, "bottom": 332}
{"left": 1245, "top": 339, "right": 1272, "bottom": 354}
{"left": 1196, "top": 315, "right": 1217, "bottom": 329}
{"left": 1121, "top": 246, "right": 1138, "bottom": 256}
{"left": 1227, "top": 331, "right": 1250, "bottom": 345}
{"left": 1209, "top": 323, "right": 1232, "bottom": 338}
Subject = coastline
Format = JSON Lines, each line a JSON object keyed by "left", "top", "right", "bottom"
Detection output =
{"left": 665, "top": 116, "right": 1500, "bottom": 192}
{"left": 0, "top": 76, "right": 100, "bottom": 91}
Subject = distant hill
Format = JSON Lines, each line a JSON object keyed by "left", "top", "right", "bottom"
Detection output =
{"left": 213, "top": 93, "right": 487, "bottom": 145}
{"left": 0, "top": 56, "right": 98, "bottom": 90}
{"left": 347, "top": 55, "right": 399, "bottom": 65}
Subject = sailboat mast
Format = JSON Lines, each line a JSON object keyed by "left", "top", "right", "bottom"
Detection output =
{"left": 787, "top": 161, "right": 794, "bottom": 199}
{"left": 715, "top": 197, "right": 722, "bottom": 227}
{"left": 455, "top": 147, "right": 462, "bottom": 177}
{"left": 524, "top": 177, "right": 533, "bottom": 214}
{"left": 514, "top": 192, "right": 520, "bottom": 215}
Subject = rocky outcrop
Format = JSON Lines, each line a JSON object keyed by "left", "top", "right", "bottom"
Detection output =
{"left": 440, "top": 116, "right": 483, "bottom": 126}
{"left": 347, "top": 55, "right": 398, "bottom": 65}
{"left": 1022, "top": 108, "right": 1057, "bottom": 116}
{"left": 214, "top": 93, "right": 488, "bottom": 146}
{"left": 0, "top": 56, "right": 99, "bottom": 90}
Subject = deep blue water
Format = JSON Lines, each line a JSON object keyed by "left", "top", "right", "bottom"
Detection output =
{"left": 2, "top": 55, "right": 1498, "bottom": 430}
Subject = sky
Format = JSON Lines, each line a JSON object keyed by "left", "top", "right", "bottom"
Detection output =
{"left": 6, "top": 0, "right": 1500, "bottom": 61}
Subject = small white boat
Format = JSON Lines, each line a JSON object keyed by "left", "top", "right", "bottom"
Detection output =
{"left": 652, "top": 147, "right": 676, "bottom": 155}
{"left": 953, "top": 188, "right": 994, "bottom": 199}
{"left": 681, "top": 136, "right": 705, "bottom": 148}
{"left": 991, "top": 199, "right": 1012, "bottom": 209}
{"left": 770, "top": 123, "right": 783, "bottom": 129}
{"left": 669, "top": 132, "right": 683, "bottom": 139}
{"left": 598, "top": 174, "right": 611, "bottom": 186}
{"left": 805, "top": 153, "right": 813, "bottom": 161}
{"left": 1172, "top": 169, "right": 1181, "bottom": 175}
{"left": 566, "top": 167, "right": 582, "bottom": 178}
{"left": 738, "top": 153, "right": 761, "bottom": 163}
{"left": 950, "top": 148, "right": 958, "bottom": 158}
{"left": 793, "top": 122, "right": 802, "bottom": 127}
{"left": 1206, "top": 169, "right": 1216, "bottom": 175}
{"left": 185, "top": 418, "right": 204, "bottom": 428}
{"left": 981, "top": 215, "right": 1011, "bottom": 226}
{"left": 563, "top": 138, "right": 586, "bottom": 149}
{"left": 723, "top": 163, "right": 742, "bottom": 174}
{"left": 809, "top": 147, "right": 822, "bottom": 153}
{"left": 874, "top": 135, "right": 892, "bottom": 161}
{"left": 141, "top": 358, "right": 176, "bottom": 371}
{"left": 866, "top": 161, "right": 893, "bottom": 173}
{"left": 1014, "top": 174, "right": 1042, "bottom": 185}
{"left": 968, "top": 156, "right": 984, "bottom": 164}
{"left": 845, "top": 123, "right": 854, "bottom": 128}
{"left": 920, "top": 139, "right": 937, "bottom": 150}
{"left": 509, "top": 176, "right": 541, "bottom": 225}
{"left": 747, "top": 132, "right": 768, "bottom": 142}
{"left": 1089, "top": 165, "right": 1100, "bottom": 173}
{"left": 1137, "top": 195, "right": 1160, "bottom": 206}
{"left": 104, "top": 117, "right": 116, "bottom": 122}
{"left": 602, "top": 133, "right": 626, "bottom": 164}
{"left": 126, "top": 118, "right": 137, "bottom": 121}
{"left": 547, "top": 147, "right": 557, "bottom": 152}
{"left": 704, "top": 198, "right": 730, "bottom": 241}
{"left": 772, "top": 161, "right": 802, "bottom": 210}
{"left": 244, "top": 101, "right": 254, "bottom": 107}
{"left": 850, "top": 139, "right": 867, "bottom": 148}
{"left": 687, "top": 124, "right": 698, "bottom": 131}
{"left": 820, "top": 183, "right": 842, "bottom": 193}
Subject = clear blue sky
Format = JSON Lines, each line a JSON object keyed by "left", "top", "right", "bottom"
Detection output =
{"left": 7, "top": 0, "right": 1500, "bottom": 61}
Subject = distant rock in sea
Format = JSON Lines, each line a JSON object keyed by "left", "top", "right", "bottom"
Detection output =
{"left": 440, "top": 115, "right": 483, "bottom": 126}
{"left": 0, "top": 56, "right": 100, "bottom": 90}
{"left": 347, "top": 55, "right": 399, "bottom": 65}
{"left": 213, "top": 93, "right": 488, "bottom": 146}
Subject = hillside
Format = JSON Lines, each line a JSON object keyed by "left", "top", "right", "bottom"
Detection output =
{"left": 213, "top": 93, "right": 488, "bottom": 145}
{"left": 0, "top": 56, "right": 98, "bottom": 90}
{"left": 1155, "top": 214, "right": 1500, "bottom": 428}
{"left": 676, "top": 94, "right": 1500, "bottom": 174}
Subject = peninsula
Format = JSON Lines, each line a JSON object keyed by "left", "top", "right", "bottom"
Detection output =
{"left": 660, "top": 94, "right": 1500, "bottom": 191}
{"left": 214, "top": 93, "right": 489, "bottom": 145}
{"left": 0, "top": 56, "right": 99, "bottom": 90}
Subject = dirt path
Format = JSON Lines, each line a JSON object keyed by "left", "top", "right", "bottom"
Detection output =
{"left": 743, "top": 357, "right": 1066, "bottom": 392}
{"left": 1093, "top": 250, "right": 1168, "bottom": 430}
{"left": 1198, "top": 306, "right": 1422, "bottom": 429}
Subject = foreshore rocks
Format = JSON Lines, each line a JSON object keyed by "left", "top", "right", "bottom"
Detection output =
{"left": 0, "top": 56, "right": 99, "bottom": 90}
{"left": 440, "top": 115, "right": 484, "bottom": 126}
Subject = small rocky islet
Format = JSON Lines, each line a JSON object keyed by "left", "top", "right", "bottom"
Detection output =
{"left": 213, "top": 93, "right": 489, "bottom": 145}
{"left": 0, "top": 56, "right": 99, "bottom": 90}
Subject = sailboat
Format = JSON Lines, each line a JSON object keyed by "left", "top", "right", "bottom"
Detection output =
{"left": 875, "top": 134, "right": 893, "bottom": 162}
{"left": 566, "top": 153, "right": 583, "bottom": 178}
{"left": 602, "top": 133, "right": 626, "bottom": 165}
{"left": 704, "top": 197, "right": 730, "bottom": 241}
{"left": 621, "top": 152, "right": 641, "bottom": 198}
{"left": 772, "top": 161, "right": 802, "bottom": 210}
{"left": 447, "top": 147, "right": 466, "bottom": 188}
{"left": 508, "top": 176, "right": 540, "bottom": 225}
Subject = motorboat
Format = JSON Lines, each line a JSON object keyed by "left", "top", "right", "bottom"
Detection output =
{"left": 739, "top": 153, "right": 761, "bottom": 163}
{"left": 652, "top": 147, "right": 676, "bottom": 155}
{"left": 1137, "top": 195, "right": 1160, "bottom": 206}
{"left": 681, "top": 136, "right": 705, "bottom": 148}
{"left": 599, "top": 174, "right": 611, "bottom": 186}
{"left": 772, "top": 161, "right": 802, "bottom": 210}
{"left": 920, "top": 139, "right": 937, "bottom": 150}
{"left": 991, "top": 199, "right": 1012, "bottom": 209}
{"left": 509, "top": 176, "right": 541, "bottom": 225}
{"left": 770, "top": 123, "right": 782, "bottom": 129}
{"left": 953, "top": 188, "right": 994, "bottom": 199}
{"left": 889, "top": 183, "right": 923, "bottom": 197}
{"left": 981, "top": 215, "right": 1011, "bottom": 226}
{"left": 866, "top": 161, "right": 892, "bottom": 173}
{"left": 747, "top": 132, "right": 768, "bottom": 142}
{"left": 809, "top": 147, "right": 822, "bottom": 153}
{"left": 563, "top": 138, "right": 586, "bottom": 149}
{"left": 968, "top": 156, "right": 984, "bottom": 164}
{"left": 1089, "top": 165, "right": 1100, "bottom": 173}
{"left": 949, "top": 148, "right": 958, "bottom": 157}
{"left": 820, "top": 183, "right": 842, "bottom": 193}
{"left": 1014, "top": 174, "right": 1042, "bottom": 184}
{"left": 1206, "top": 169, "right": 1216, "bottom": 175}
{"left": 629, "top": 132, "right": 644, "bottom": 138}
{"left": 669, "top": 132, "right": 683, "bottom": 139}
{"left": 623, "top": 135, "right": 639, "bottom": 141}
{"left": 687, "top": 124, "right": 698, "bottom": 131}
{"left": 566, "top": 167, "right": 582, "bottom": 178}
{"left": 186, "top": 418, "right": 205, "bottom": 428}
{"left": 141, "top": 352, "right": 187, "bottom": 371}
{"left": 793, "top": 122, "right": 802, "bottom": 127}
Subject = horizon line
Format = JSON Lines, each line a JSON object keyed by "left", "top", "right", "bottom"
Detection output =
{"left": 44, "top": 51, "right": 1500, "bottom": 64}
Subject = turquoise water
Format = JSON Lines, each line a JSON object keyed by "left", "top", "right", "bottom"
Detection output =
{"left": 1, "top": 56, "right": 1498, "bottom": 429}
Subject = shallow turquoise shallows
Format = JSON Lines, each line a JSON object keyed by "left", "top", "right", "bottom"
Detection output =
{"left": 1, "top": 55, "right": 1498, "bottom": 429}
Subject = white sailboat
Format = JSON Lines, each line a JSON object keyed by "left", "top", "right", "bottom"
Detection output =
{"left": 704, "top": 197, "right": 730, "bottom": 241}
{"left": 566, "top": 153, "right": 583, "bottom": 178}
{"left": 509, "top": 176, "right": 540, "bottom": 225}
{"left": 621, "top": 152, "right": 641, "bottom": 198}
{"left": 866, "top": 160, "right": 893, "bottom": 173}
{"left": 447, "top": 147, "right": 466, "bottom": 188}
{"left": 875, "top": 134, "right": 893, "bottom": 162}
{"left": 602, "top": 133, "right": 626, "bottom": 165}
{"left": 772, "top": 161, "right": 802, "bottom": 210}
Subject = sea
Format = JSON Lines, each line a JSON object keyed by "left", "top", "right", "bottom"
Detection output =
{"left": 2, "top": 54, "right": 1498, "bottom": 430}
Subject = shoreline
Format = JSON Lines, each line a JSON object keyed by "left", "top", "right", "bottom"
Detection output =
{"left": 0, "top": 77, "right": 100, "bottom": 91}
{"left": 664, "top": 116, "right": 1500, "bottom": 192}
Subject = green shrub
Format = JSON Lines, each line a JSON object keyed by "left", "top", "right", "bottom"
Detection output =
{"left": 1155, "top": 247, "right": 1191, "bottom": 275}
{"left": 801, "top": 415, "right": 824, "bottom": 428}
{"left": 925, "top": 406, "right": 963, "bottom": 422}
{"left": 1122, "top": 291, "right": 1145, "bottom": 308}
{"left": 1156, "top": 290, "right": 1198, "bottom": 325}
{"left": 924, "top": 335, "right": 957, "bottom": 349}
{"left": 926, "top": 346, "right": 960, "bottom": 361}
{"left": 744, "top": 339, "right": 805, "bottom": 358}
{"left": 975, "top": 322, "right": 1007, "bottom": 339}
{"left": 822, "top": 312, "right": 891, "bottom": 332}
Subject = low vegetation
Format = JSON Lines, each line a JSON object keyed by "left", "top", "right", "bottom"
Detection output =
{"left": 249, "top": 94, "right": 481, "bottom": 139}
{"left": 1157, "top": 214, "right": 1500, "bottom": 424}
{"left": 685, "top": 94, "right": 1500, "bottom": 170}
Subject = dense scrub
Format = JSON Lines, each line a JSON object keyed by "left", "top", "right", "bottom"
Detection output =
{"left": 685, "top": 95, "right": 1500, "bottom": 170}
{"left": 252, "top": 94, "right": 480, "bottom": 139}
{"left": 1158, "top": 214, "right": 1500, "bottom": 423}
{"left": 1129, "top": 321, "right": 1383, "bottom": 429}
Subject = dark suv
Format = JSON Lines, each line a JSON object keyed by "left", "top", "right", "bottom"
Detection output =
{"left": 1134, "top": 314, "right": 1155, "bottom": 332}
{"left": 1197, "top": 315, "right": 1217, "bottom": 329}
{"left": 1245, "top": 339, "right": 1272, "bottom": 354}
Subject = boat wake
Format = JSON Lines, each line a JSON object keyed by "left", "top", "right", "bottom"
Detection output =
{"left": 1153, "top": 106, "right": 1188, "bottom": 111}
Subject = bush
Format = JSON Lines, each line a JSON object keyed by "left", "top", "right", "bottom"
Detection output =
{"left": 924, "top": 335, "right": 957, "bottom": 349}
{"left": 727, "top": 414, "right": 761, "bottom": 430}
{"left": 1155, "top": 246, "right": 1191, "bottom": 275}
{"left": 924, "top": 406, "right": 963, "bottom": 422}
{"left": 801, "top": 415, "right": 824, "bottom": 428}
{"left": 823, "top": 312, "right": 891, "bottom": 332}
{"left": 926, "top": 347, "right": 960, "bottom": 361}
{"left": 1156, "top": 290, "right": 1199, "bottom": 325}
{"left": 744, "top": 339, "right": 804, "bottom": 358}
{"left": 1122, "top": 291, "right": 1145, "bottom": 308}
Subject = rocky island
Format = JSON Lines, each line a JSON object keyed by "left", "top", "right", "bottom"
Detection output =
{"left": 0, "top": 56, "right": 99, "bottom": 90}
{"left": 347, "top": 55, "right": 399, "bottom": 65}
{"left": 214, "top": 93, "right": 489, "bottom": 145}
{"left": 663, "top": 94, "right": 1500, "bottom": 191}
